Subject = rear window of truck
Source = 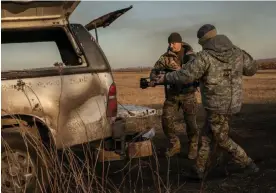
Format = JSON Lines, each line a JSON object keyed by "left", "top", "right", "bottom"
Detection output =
{"left": 69, "top": 24, "right": 111, "bottom": 71}
{"left": 1, "top": 27, "right": 83, "bottom": 71}
{"left": 1, "top": 25, "right": 111, "bottom": 72}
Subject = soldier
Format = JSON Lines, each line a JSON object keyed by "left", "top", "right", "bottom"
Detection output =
{"left": 154, "top": 24, "right": 260, "bottom": 179}
{"left": 149, "top": 32, "right": 200, "bottom": 159}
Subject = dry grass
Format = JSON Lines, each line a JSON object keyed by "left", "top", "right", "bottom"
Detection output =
{"left": 1, "top": 119, "right": 167, "bottom": 193}
{"left": 1, "top": 124, "right": 101, "bottom": 193}
{"left": 257, "top": 58, "right": 276, "bottom": 70}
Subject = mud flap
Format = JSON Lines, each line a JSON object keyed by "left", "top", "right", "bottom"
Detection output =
{"left": 111, "top": 117, "right": 126, "bottom": 156}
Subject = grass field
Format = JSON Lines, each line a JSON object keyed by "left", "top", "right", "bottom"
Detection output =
{"left": 114, "top": 70, "right": 276, "bottom": 105}
{"left": 107, "top": 69, "right": 276, "bottom": 192}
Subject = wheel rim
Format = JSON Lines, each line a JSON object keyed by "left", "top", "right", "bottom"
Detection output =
{"left": 1, "top": 150, "right": 36, "bottom": 193}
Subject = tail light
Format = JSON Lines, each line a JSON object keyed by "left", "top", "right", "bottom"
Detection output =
{"left": 107, "top": 82, "right": 117, "bottom": 118}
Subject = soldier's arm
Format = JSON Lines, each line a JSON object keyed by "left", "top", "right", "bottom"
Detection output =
{"left": 149, "top": 68, "right": 158, "bottom": 81}
{"left": 149, "top": 55, "right": 166, "bottom": 80}
{"left": 242, "top": 50, "right": 258, "bottom": 76}
{"left": 164, "top": 52, "right": 209, "bottom": 85}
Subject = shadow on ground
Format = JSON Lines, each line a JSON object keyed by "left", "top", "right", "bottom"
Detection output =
{"left": 96, "top": 103, "right": 276, "bottom": 193}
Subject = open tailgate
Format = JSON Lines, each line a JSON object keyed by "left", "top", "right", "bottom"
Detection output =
{"left": 85, "top": 5, "right": 133, "bottom": 31}
{"left": 1, "top": 1, "right": 80, "bottom": 22}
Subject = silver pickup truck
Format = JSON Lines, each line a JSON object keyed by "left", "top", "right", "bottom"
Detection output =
{"left": 1, "top": 1, "right": 157, "bottom": 192}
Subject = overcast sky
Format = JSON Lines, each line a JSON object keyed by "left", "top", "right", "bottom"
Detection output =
{"left": 2, "top": 1, "right": 276, "bottom": 70}
{"left": 70, "top": 1, "right": 276, "bottom": 68}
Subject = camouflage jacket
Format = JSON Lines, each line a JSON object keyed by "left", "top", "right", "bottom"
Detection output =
{"left": 164, "top": 35, "right": 258, "bottom": 114}
{"left": 150, "top": 42, "right": 198, "bottom": 98}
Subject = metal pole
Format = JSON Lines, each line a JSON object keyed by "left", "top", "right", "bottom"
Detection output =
{"left": 94, "top": 24, "right": 99, "bottom": 43}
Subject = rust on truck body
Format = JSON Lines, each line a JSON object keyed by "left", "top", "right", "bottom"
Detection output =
{"left": 1, "top": 73, "right": 112, "bottom": 148}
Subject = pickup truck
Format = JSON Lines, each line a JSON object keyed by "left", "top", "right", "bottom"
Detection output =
{"left": 1, "top": 1, "right": 156, "bottom": 192}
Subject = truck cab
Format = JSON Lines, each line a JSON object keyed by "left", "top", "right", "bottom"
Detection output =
{"left": 1, "top": 1, "right": 155, "bottom": 192}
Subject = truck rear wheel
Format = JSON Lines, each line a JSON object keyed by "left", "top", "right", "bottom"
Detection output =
{"left": 1, "top": 127, "right": 51, "bottom": 193}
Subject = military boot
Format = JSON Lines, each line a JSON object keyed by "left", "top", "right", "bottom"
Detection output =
{"left": 165, "top": 137, "right": 181, "bottom": 157}
{"left": 242, "top": 161, "right": 260, "bottom": 174}
{"left": 188, "top": 142, "right": 198, "bottom": 160}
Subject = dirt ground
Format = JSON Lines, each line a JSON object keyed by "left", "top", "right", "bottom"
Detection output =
{"left": 99, "top": 70, "right": 276, "bottom": 193}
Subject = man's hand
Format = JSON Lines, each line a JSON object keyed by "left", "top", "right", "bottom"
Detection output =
{"left": 155, "top": 74, "right": 165, "bottom": 84}
{"left": 175, "top": 66, "right": 181, "bottom": 70}
{"left": 148, "top": 81, "right": 156, "bottom": 87}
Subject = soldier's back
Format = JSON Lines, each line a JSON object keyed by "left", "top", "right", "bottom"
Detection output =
{"left": 199, "top": 35, "right": 247, "bottom": 114}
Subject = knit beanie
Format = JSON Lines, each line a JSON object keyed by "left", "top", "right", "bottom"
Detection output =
{"left": 168, "top": 32, "right": 182, "bottom": 43}
{"left": 197, "top": 24, "right": 217, "bottom": 45}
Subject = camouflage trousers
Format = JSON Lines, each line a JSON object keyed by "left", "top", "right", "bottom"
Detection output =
{"left": 162, "top": 92, "right": 199, "bottom": 150}
{"left": 196, "top": 111, "right": 253, "bottom": 172}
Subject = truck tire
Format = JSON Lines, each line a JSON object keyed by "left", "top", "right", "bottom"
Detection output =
{"left": 1, "top": 127, "right": 51, "bottom": 193}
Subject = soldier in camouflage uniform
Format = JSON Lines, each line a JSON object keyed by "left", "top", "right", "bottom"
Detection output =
{"left": 155, "top": 25, "right": 259, "bottom": 179}
{"left": 149, "top": 32, "right": 200, "bottom": 159}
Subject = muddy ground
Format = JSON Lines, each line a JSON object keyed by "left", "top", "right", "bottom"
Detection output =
{"left": 96, "top": 70, "right": 276, "bottom": 193}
